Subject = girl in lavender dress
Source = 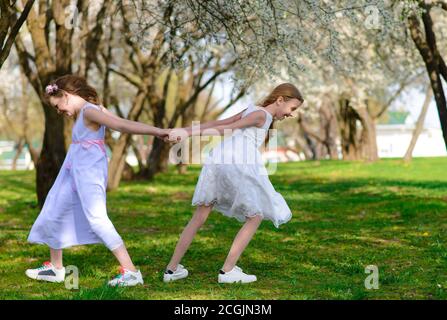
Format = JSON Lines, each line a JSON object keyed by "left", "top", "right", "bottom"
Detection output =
{"left": 164, "top": 83, "right": 303, "bottom": 283}
{"left": 26, "top": 75, "right": 169, "bottom": 286}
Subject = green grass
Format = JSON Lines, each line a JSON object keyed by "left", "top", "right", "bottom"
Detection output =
{"left": 0, "top": 157, "right": 446, "bottom": 300}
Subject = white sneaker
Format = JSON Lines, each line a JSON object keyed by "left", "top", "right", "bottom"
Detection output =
{"left": 163, "top": 264, "right": 188, "bottom": 282}
{"left": 218, "top": 266, "right": 257, "bottom": 284}
{"left": 25, "top": 261, "right": 65, "bottom": 283}
{"left": 108, "top": 267, "right": 144, "bottom": 287}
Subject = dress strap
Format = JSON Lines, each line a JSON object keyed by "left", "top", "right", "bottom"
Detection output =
{"left": 255, "top": 106, "right": 272, "bottom": 119}
{"left": 254, "top": 106, "right": 273, "bottom": 128}
{"left": 81, "top": 102, "right": 100, "bottom": 112}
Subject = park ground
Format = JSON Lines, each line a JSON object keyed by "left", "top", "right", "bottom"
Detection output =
{"left": 0, "top": 157, "right": 446, "bottom": 299}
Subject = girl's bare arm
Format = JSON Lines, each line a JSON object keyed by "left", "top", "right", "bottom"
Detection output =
{"left": 184, "top": 109, "right": 247, "bottom": 131}
{"left": 98, "top": 104, "right": 122, "bottom": 120}
{"left": 84, "top": 108, "right": 168, "bottom": 137}
{"left": 199, "top": 111, "right": 266, "bottom": 135}
{"left": 169, "top": 111, "right": 266, "bottom": 141}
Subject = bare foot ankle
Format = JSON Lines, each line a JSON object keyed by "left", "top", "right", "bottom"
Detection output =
{"left": 122, "top": 266, "right": 138, "bottom": 272}
{"left": 222, "top": 266, "right": 234, "bottom": 273}
{"left": 166, "top": 264, "right": 177, "bottom": 272}
{"left": 52, "top": 263, "right": 64, "bottom": 270}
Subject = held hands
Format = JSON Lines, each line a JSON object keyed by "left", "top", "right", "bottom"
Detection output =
{"left": 154, "top": 127, "right": 191, "bottom": 143}
{"left": 154, "top": 127, "right": 190, "bottom": 143}
{"left": 156, "top": 128, "right": 171, "bottom": 140}
{"left": 165, "top": 127, "right": 191, "bottom": 143}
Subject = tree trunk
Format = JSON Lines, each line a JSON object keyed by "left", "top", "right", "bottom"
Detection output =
{"left": 24, "top": 136, "right": 39, "bottom": 167}
{"left": 11, "top": 137, "right": 25, "bottom": 170}
{"left": 404, "top": 86, "right": 433, "bottom": 162}
{"left": 176, "top": 102, "right": 196, "bottom": 174}
{"left": 357, "top": 106, "right": 378, "bottom": 162}
{"left": 294, "top": 135, "right": 314, "bottom": 160}
{"left": 337, "top": 98, "right": 362, "bottom": 160}
{"left": 319, "top": 98, "right": 339, "bottom": 159}
{"left": 107, "top": 90, "right": 146, "bottom": 190}
{"left": 131, "top": 139, "right": 145, "bottom": 173}
{"left": 142, "top": 91, "right": 169, "bottom": 179}
{"left": 298, "top": 103, "right": 338, "bottom": 160}
{"left": 0, "top": 0, "right": 35, "bottom": 70}
{"left": 121, "top": 162, "right": 135, "bottom": 181}
{"left": 408, "top": 11, "right": 447, "bottom": 150}
{"left": 36, "top": 104, "right": 67, "bottom": 207}
{"left": 177, "top": 163, "right": 188, "bottom": 174}
{"left": 107, "top": 134, "right": 132, "bottom": 191}
{"left": 144, "top": 138, "right": 170, "bottom": 179}
{"left": 298, "top": 121, "right": 317, "bottom": 160}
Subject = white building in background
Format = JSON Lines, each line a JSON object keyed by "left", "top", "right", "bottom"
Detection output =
{"left": 376, "top": 124, "right": 447, "bottom": 158}
{"left": 0, "top": 141, "right": 34, "bottom": 170}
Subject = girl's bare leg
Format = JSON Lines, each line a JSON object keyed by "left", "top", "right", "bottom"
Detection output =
{"left": 50, "top": 248, "right": 63, "bottom": 269}
{"left": 50, "top": 245, "right": 137, "bottom": 272}
{"left": 222, "top": 215, "right": 263, "bottom": 272}
{"left": 166, "top": 205, "right": 213, "bottom": 271}
{"left": 112, "top": 244, "right": 137, "bottom": 272}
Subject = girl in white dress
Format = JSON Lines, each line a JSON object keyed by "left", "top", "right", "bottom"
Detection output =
{"left": 26, "top": 75, "right": 169, "bottom": 286}
{"left": 164, "top": 83, "right": 303, "bottom": 283}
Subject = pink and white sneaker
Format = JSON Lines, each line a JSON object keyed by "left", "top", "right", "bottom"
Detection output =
{"left": 25, "top": 261, "right": 65, "bottom": 283}
{"left": 108, "top": 267, "right": 144, "bottom": 287}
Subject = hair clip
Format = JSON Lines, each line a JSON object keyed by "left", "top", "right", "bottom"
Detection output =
{"left": 45, "top": 84, "right": 58, "bottom": 94}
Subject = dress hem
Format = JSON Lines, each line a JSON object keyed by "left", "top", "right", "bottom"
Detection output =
{"left": 27, "top": 239, "right": 114, "bottom": 250}
{"left": 191, "top": 200, "right": 292, "bottom": 228}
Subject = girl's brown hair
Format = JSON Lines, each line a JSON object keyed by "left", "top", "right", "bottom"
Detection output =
{"left": 258, "top": 83, "right": 304, "bottom": 107}
{"left": 44, "top": 74, "right": 100, "bottom": 105}
{"left": 258, "top": 83, "right": 304, "bottom": 145}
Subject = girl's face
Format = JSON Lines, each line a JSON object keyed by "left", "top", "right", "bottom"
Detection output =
{"left": 49, "top": 92, "right": 77, "bottom": 118}
{"left": 274, "top": 97, "right": 303, "bottom": 121}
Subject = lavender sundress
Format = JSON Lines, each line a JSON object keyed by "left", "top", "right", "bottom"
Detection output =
{"left": 28, "top": 103, "right": 124, "bottom": 250}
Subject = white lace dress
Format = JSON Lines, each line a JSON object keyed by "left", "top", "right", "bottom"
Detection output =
{"left": 191, "top": 104, "right": 292, "bottom": 228}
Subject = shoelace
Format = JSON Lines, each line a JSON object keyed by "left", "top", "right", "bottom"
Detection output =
{"left": 113, "top": 266, "right": 126, "bottom": 280}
